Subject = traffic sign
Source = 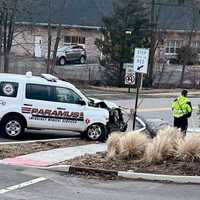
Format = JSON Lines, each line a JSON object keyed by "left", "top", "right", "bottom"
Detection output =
{"left": 123, "top": 63, "right": 133, "bottom": 69}
{"left": 125, "top": 67, "right": 135, "bottom": 85}
{"left": 133, "top": 48, "right": 149, "bottom": 74}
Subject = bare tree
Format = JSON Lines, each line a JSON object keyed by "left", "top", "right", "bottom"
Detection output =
{"left": 47, "top": 0, "right": 52, "bottom": 74}
{"left": 0, "top": 0, "right": 36, "bottom": 73}
{"left": 179, "top": 2, "right": 196, "bottom": 87}
{"left": 47, "top": 0, "right": 70, "bottom": 74}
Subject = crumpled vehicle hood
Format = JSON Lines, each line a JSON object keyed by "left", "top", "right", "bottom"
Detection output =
{"left": 89, "top": 98, "right": 119, "bottom": 109}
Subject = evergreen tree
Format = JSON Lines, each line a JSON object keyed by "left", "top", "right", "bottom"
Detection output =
{"left": 96, "top": 0, "right": 150, "bottom": 86}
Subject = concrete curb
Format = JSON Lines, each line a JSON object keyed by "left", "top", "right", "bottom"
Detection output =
{"left": 118, "top": 171, "right": 200, "bottom": 184}
{"left": 43, "top": 165, "right": 200, "bottom": 184}
{"left": 40, "top": 165, "right": 71, "bottom": 173}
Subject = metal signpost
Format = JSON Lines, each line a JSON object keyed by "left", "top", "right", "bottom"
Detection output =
{"left": 133, "top": 48, "right": 150, "bottom": 130}
{"left": 124, "top": 65, "right": 135, "bottom": 93}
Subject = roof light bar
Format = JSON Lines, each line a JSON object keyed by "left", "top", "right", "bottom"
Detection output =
{"left": 41, "top": 74, "right": 59, "bottom": 82}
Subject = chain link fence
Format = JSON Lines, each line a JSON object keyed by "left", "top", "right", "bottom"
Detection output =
{"left": 153, "top": 63, "right": 200, "bottom": 88}
{"left": 4, "top": 55, "right": 104, "bottom": 86}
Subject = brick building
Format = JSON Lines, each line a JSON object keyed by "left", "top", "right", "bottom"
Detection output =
{"left": 154, "top": 0, "right": 200, "bottom": 64}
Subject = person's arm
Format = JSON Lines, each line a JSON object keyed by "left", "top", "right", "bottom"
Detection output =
{"left": 172, "top": 99, "right": 177, "bottom": 111}
{"left": 186, "top": 101, "right": 192, "bottom": 117}
{"left": 187, "top": 102, "right": 192, "bottom": 112}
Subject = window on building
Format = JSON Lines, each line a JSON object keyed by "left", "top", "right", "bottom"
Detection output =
{"left": 26, "top": 84, "right": 52, "bottom": 101}
{"left": 165, "top": 40, "right": 183, "bottom": 54}
{"left": 191, "top": 41, "right": 200, "bottom": 53}
{"left": 64, "top": 36, "right": 86, "bottom": 44}
{"left": 0, "top": 82, "right": 18, "bottom": 97}
{"left": 64, "top": 36, "right": 71, "bottom": 43}
{"left": 178, "top": 0, "right": 185, "bottom": 5}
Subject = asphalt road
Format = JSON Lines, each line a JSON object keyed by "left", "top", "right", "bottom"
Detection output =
{"left": 0, "top": 165, "right": 200, "bottom": 200}
{"left": 0, "top": 130, "right": 81, "bottom": 143}
{"left": 112, "top": 97, "right": 200, "bottom": 128}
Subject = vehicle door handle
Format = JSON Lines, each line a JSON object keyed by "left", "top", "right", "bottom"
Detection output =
{"left": 57, "top": 107, "right": 66, "bottom": 110}
{"left": 24, "top": 104, "right": 32, "bottom": 107}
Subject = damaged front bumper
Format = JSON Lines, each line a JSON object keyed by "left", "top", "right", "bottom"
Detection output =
{"left": 107, "top": 107, "right": 128, "bottom": 133}
{"left": 89, "top": 98, "right": 128, "bottom": 133}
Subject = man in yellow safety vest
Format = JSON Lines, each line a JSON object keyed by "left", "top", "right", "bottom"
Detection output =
{"left": 172, "top": 90, "right": 192, "bottom": 135}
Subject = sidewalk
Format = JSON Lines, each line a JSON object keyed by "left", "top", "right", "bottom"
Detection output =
{"left": 0, "top": 143, "right": 106, "bottom": 167}
{"left": 88, "top": 86, "right": 200, "bottom": 97}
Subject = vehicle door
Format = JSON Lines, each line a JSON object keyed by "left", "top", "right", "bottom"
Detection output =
{"left": 65, "top": 46, "right": 76, "bottom": 61}
{"left": 71, "top": 45, "right": 82, "bottom": 60}
{"left": 23, "top": 83, "right": 57, "bottom": 129}
{"left": 51, "top": 86, "right": 86, "bottom": 131}
{"left": 34, "top": 36, "right": 42, "bottom": 57}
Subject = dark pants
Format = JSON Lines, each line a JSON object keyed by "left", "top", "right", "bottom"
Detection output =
{"left": 174, "top": 117, "right": 188, "bottom": 135}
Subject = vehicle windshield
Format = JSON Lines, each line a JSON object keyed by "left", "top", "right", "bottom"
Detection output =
{"left": 57, "top": 46, "right": 69, "bottom": 51}
{"left": 78, "top": 89, "right": 96, "bottom": 106}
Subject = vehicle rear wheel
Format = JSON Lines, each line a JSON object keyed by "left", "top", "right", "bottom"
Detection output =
{"left": 1, "top": 116, "right": 25, "bottom": 139}
{"left": 79, "top": 56, "right": 86, "bottom": 64}
{"left": 86, "top": 123, "right": 107, "bottom": 142}
{"left": 59, "top": 57, "right": 66, "bottom": 66}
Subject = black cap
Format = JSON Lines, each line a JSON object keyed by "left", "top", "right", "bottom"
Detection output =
{"left": 181, "top": 90, "right": 188, "bottom": 97}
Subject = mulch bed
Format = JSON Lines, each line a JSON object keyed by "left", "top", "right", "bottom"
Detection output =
{"left": 63, "top": 152, "right": 200, "bottom": 176}
{"left": 0, "top": 139, "right": 95, "bottom": 159}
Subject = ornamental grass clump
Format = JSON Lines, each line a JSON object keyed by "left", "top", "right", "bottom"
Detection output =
{"left": 106, "top": 132, "right": 123, "bottom": 159}
{"left": 119, "top": 131, "right": 150, "bottom": 160}
{"left": 176, "top": 134, "right": 200, "bottom": 162}
{"left": 106, "top": 131, "right": 150, "bottom": 160}
{"left": 144, "top": 127, "right": 183, "bottom": 163}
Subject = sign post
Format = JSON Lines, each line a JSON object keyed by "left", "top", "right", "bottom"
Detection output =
{"left": 124, "top": 65, "right": 135, "bottom": 93}
{"left": 132, "top": 48, "right": 149, "bottom": 130}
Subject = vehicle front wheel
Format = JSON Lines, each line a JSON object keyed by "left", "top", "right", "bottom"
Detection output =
{"left": 1, "top": 116, "right": 25, "bottom": 139}
{"left": 86, "top": 123, "right": 107, "bottom": 142}
{"left": 79, "top": 56, "right": 86, "bottom": 64}
{"left": 59, "top": 57, "right": 66, "bottom": 66}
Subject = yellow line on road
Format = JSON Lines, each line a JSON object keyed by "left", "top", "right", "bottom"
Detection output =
{"left": 138, "top": 108, "right": 170, "bottom": 112}
{"left": 138, "top": 107, "right": 197, "bottom": 113}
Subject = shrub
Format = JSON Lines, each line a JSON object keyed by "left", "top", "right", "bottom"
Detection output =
{"left": 119, "top": 131, "right": 150, "bottom": 160}
{"left": 177, "top": 46, "right": 198, "bottom": 65}
{"left": 176, "top": 134, "right": 200, "bottom": 162}
{"left": 144, "top": 127, "right": 183, "bottom": 163}
{"left": 106, "top": 132, "right": 123, "bottom": 159}
{"left": 107, "top": 131, "right": 149, "bottom": 160}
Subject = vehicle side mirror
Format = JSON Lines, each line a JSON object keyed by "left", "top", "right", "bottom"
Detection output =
{"left": 77, "top": 100, "right": 86, "bottom": 106}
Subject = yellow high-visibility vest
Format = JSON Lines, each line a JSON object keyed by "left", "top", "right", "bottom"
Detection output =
{"left": 172, "top": 96, "right": 192, "bottom": 118}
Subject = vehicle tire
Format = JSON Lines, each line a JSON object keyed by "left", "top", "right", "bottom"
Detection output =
{"left": 1, "top": 116, "right": 25, "bottom": 139}
{"left": 59, "top": 57, "right": 66, "bottom": 66}
{"left": 79, "top": 56, "right": 86, "bottom": 64}
{"left": 86, "top": 123, "right": 107, "bottom": 142}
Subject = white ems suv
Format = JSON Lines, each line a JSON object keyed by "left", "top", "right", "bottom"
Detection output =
{"left": 0, "top": 72, "right": 127, "bottom": 141}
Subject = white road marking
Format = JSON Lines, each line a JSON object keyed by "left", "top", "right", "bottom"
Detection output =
{"left": 0, "top": 177, "right": 47, "bottom": 194}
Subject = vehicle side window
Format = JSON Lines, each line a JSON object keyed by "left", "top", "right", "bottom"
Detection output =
{"left": 55, "top": 87, "right": 81, "bottom": 104}
{"left": 26, "top": 84, "right": 52, "bottom": 101}
{"left": 0, "top": 82, "right": 18, "bottom": 97}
